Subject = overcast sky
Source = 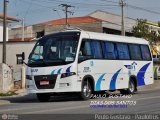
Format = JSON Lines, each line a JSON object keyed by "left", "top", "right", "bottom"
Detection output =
{"left": 0, "top": 0, "right": 160, "bottom": 25}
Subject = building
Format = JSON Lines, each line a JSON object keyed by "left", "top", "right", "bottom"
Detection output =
{"left": 6, "top": 10, "right": 160, "bottom": 67}
{"left": 9, "top": 16, "right": 103, "bottom": 41}
{"left": 89, "top": 10, "right": 137, "bottom": 35}
{"left": 1, "top": 10, "right": 160, "bottom": 85}
{"left": 0, "top": 14, "right": 20, "bottom": 91}
{"left": 0, "top": 13, "right": 19, "bottom": 42}
{"left": 8, "top": 10, "right": 139, "bottom": 41}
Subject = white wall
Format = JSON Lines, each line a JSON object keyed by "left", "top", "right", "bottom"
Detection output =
{"left": 9, "top": 26, "right": 34, "bottom": 39}
{"left": 0, "top": 63, "right": 13, "bottom": 92}
{"left": 0, "top": 22, "right": 9, "bottom": 42}
{"left": 0, "top": 41, "right": 36, "bottom": 67}
{"left": 0, "top": 41, "right": 36, "bottom": 91}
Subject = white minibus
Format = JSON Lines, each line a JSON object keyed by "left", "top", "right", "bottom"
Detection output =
{"left": 26, "top": 29, "right": 153, "bottom": 101}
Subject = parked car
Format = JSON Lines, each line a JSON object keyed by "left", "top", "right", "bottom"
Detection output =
{"left": 153, "top": 54, "right": 160, "bottom": 62}
{"left": 154, "top": 66, "right": 160, "bottom": 79}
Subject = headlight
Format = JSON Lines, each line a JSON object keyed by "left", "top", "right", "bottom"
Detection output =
{"left": 61, "top": 72, "right": 76, "bottom": 78}
{"left": 26, "top": 75, "right": 32, "bottom": 80}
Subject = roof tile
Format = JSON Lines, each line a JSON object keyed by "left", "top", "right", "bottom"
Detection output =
{"left": 34, "top": 16, "right": 102, "bottom": 26}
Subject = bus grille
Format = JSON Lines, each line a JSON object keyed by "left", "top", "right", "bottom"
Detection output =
{"left": 34, "top": 75, "right": 57, "bottom": 89}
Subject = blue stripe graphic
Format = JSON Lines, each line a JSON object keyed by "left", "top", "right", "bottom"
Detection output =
{"left": 66, "top": 66, "right": 71, "bottom": 73}
{"left": 51, "top": 70, "right": 56, "bottom": 75}
{"left": 109, "top": 69, "right": 122, "bottom": 90}
{"left": 137, "top": 62, "right": 151, "bottom": 86}
{"left": 95, "top": 73, "right": 106, "bottom": 91}
{"left": 57, "top": 68, "right": 62, "bottom": 74}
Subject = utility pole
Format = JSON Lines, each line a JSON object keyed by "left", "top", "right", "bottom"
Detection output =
{"left": 119, "top": 0, "right": 126, "bottom": 36}
{"left": 22, "top": 18, "right": 25, "bottom": 41}
{"left": 60, "top": 4, "right": 74, "bottom": 28}
{"left": 3, "top": 0, "right": 9, "bottom": 64}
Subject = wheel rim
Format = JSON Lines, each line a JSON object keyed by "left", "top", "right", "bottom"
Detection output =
{"left": 83, "top": 84, "right": 91, "bottom": 98}
{"left": 129, "top": 81, "right": 135, "bottom": 93}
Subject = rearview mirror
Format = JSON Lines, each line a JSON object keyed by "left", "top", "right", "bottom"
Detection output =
{"left": 22, "top": 52, "right": 25, "bottom": 61}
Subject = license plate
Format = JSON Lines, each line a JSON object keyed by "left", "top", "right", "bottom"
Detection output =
{"left": 40, "top": 81, "right": 49, "bottom": 85}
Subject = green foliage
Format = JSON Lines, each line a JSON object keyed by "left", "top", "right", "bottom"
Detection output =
{"left": 132, "top": 19, "right": 160, "bottom": 44}
{"left": 0, "top": 91, "right": 17, "bottom": 97}
{"left": 158, "top": 21, "right": 160, "bottom": 27}
{"left": 132, "top": 19, "right": 150, "bottom": 40}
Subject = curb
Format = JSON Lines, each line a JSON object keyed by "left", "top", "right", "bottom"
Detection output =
{"left": 0, "top": 100, "right": 10, "bottom": 105}
{"left": 0, "top": 89, "right": 27, "bottom": 98}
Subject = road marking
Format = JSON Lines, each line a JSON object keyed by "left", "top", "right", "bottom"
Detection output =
{"left": 136, "top": 108, "right": 160, "bottom": 114}
{"left": 22, "top": 96, "right": 160, "bottom": 114}
{"left": 0, "top": 101, "right": 10, "bottom": 105}
{"left": 134, "top": 95, "right": 160, "bottom": 101}
{"left": 0, "top": 106, "right": 46, "bottom": 113}
{"left": 23, "top": 105, "right": 89, "bottom": 114}
{"left": 1, "top": 92, "right": 160, "bottom": 114}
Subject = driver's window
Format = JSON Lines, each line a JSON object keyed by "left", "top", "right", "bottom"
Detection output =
{"left": 32, "top": 45, "right": 43, "bottom": 60}
{"left": 79, "top": 40, "right": 93, "bottom": 62}
{"left": 80, "top": 40, "right": 92, "bottom": 56}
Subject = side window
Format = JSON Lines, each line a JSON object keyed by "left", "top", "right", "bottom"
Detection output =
{"left": 129, "top": 44, "right": 142, "bottom": 60}
{"left": 79, "top": 40, "right": 92, "bottom": 56}
{"left": 140, "top": 45, "right": 151, "bottom": 60}
{"left": 116, "top": 43, "right": 130, "bottom": 60}
{"left": 90, "top": 41, "right": 103, "bottom": 59}
{"left": 102, "top": 41, "right": 117, "bottom": 59}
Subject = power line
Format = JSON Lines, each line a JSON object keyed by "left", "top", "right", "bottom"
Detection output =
{"left": 23, "top": 0, "right": 33, "bottom": 19}
{"left": 101, "top": 0, "right": 160, "bottom": 15}
{"left": 60, "top": 4, "right": 75, "bottom": 27}
{"left": 14, "top": 0, "right": 59, "bottom": 15}
{"left": 17, "top": 0, "right": 160, "bottom": 16}
{"left": 17, "top": 0, "right": 119, "bottom": 16}
{"left": 100, "top": 0, "right": 119, "bottom": 4}
{"left": 34, "top": 0, "right": 118, "bottom": 7}
{"left": 128, "top": 4, "right": 160, "bottom": 15}
{"left": 53, "top": 9, "right": 62, "bottom": 19}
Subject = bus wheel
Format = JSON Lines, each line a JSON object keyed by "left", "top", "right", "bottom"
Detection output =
{"left": 36, "top": 93, "right": 50, "bottom": 102}
{"left": 79, "top": 81, "right": 92, "bottom": 100}
{"left": 120, "top": 79, "right": 136, "bottom": 94}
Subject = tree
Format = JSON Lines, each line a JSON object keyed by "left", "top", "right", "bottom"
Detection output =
{"left": 132, "top": 19, "right": 160, "bottom": 44}
{"left": 132, "top": 19, "right": 150, "bottom": 40}
{"left": 158, "top": 21, "right": 160, "bottom": 27}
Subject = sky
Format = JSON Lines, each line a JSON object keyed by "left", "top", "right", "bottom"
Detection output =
{"left": 0, "top": 0, "right": 160, "bottom": 26}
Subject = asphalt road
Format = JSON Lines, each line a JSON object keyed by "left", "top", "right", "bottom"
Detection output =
{"left": 0, "top": 90, "right": 160, "bottom": 120}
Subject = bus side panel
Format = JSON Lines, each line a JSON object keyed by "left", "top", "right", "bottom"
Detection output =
{"left": 78, "top": 60, "right": 129, "bottom": 91}
{"left": 78, "top": 60, "right": 154, "bottom": 92}
{"left": 136, "top": 61, "right": 154, "bottom": 86}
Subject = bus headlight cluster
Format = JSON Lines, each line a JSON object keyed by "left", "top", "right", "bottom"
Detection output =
{"left": 61, "top": 72, "right": 76, "bottom": 78}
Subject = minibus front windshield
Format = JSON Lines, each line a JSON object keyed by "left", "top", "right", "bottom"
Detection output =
{"left": 28, "top": 34, "right": 79, "bottom": 67}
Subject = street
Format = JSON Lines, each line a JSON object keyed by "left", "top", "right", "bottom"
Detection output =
{"left": 0, "top": 89, "right": 160, "bottom": 115}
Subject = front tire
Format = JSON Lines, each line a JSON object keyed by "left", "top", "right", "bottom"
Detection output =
{"left": 36, "top": 93, "right": 50, "bottom": 102}
{"left": 120, "top": 79, "right": 136, "bottom": 94}
{"left": 79, "top": 81, "right": 92, "bottom": 100}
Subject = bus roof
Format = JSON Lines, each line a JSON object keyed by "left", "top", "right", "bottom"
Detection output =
{"left": 63, "top": 29, "right": 149, "bottom": 45}
{"left": 81, "top": 31, "right": 149, "bottom": 45}
{"left": 46, "top": 29, "right": 149, "bottom": 45}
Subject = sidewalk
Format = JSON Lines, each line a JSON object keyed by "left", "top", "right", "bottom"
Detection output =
{"left": 0, "top": 100, "right": 10, "bottom": 105}
{"left": 0, "top": 89, "right": 27, "bottom": 105}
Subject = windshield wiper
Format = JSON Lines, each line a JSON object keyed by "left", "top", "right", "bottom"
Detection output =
{"left": 30, "top": 58, "right": 47, "bottom": 65}
{"left": 46, "top": 58, "right": 67, "bottom": 63}
{"left": 57, "top": 58, "right": 66, "bottom": 62}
